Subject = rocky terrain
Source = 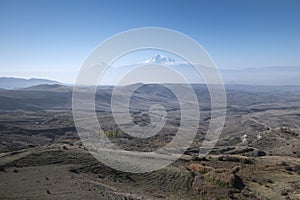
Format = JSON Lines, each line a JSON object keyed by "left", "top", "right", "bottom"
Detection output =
{"left": 0, "top": 84, "right": 299, "bottom": 199}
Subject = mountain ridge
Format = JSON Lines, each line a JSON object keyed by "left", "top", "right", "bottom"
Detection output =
{"left": 0, "top": 77, "right": 61, "bottom": 89}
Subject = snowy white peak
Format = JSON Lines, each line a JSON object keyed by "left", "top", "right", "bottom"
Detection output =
{"left": 144, "top": 54, "right": 177, "bottom": 64}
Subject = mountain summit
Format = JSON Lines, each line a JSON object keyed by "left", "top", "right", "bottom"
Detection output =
{"left": 144, "top": 54, "right": 177, "bottom": 64}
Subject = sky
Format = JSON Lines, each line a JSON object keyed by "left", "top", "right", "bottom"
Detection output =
{"left": 0, "top": 0, "right": 300, "bottom": 83}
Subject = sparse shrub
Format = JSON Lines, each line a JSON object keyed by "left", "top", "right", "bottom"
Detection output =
{"left": 192, "top": 156, "right": 209, "bottom": 162}
{"left": 280, "top": 127, "right": 297, "bottom": 135}
{"left": 280, "top": 161, "right": 288, "bottom": 166}
{"left": 204, "top": 168, "right": 245, "bottom": 189}
{"left": 285, "top": 166, "right": 293, "bottom": 172}
{"left": 218, "top": 155, "right": 253, "bottom": 164}
{"left": 294, "top": 165, "right": 300, "bottom": 174}
{"left": 231, "top": 166, "right": 240, "bottom": 174}
{"left": 264, "top": 178, "right": 273, "bottom": 183}
{"left": 0, "top": 165, "right": 6, "bottom": 172}
{"left": 251, "top": 178, "right": 257, "bottom": 183}
{"left": 153, "top": 194, "right": 165, "bottom": 198}
{"left": 256, "top": 150, "right": 266, "bottom": 157}
{"left": 103, "top": 129, "right": 119, "bottom": 138}
{"left": 281, "top": 190, "right": 288, "bottom": 196}
{"left": 241, "top": 189, "right": 257, "bottom": 198}
{"left": 69, "top": 168, "right": 79, "bottom": 174}
{"left": 204, "top": 169, "right": 235, "bottom": 188}
{"left": 280, "top": 127, "right": 287, "bottom": 133}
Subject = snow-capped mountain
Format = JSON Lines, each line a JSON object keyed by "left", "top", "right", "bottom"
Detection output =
{"left": 101, "top": 54, "right": 300, "bottom": 85}
{"left": 144, "top": 54, "right": 179, "bottom": 65}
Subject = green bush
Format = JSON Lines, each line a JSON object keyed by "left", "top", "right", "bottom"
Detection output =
{"left": 102, "top": 129, "right": 119, "bottom": 138}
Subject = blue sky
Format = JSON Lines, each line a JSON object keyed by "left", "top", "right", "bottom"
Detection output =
{"left": 1, "top": 0, "right": 300, "bottom": 83}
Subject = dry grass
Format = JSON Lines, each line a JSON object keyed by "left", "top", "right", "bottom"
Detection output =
{"left": 187, "top": 163, "right": 213, "bottom": 174}
{"left": 204, "top": 169, "right": 236, "bottom": 188}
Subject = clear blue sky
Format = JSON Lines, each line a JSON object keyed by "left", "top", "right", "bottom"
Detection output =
{"left": 1, "top": 0, "right": 300, "bottom": 83}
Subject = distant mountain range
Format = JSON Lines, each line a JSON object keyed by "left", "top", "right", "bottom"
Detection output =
{"left": 0, "top": 77, "right": 61, "bottom": 89}
{"left": 1, "top": 55, "right": 300, "bottom": 88}
{"left": 220, "top": 66, "right": 300, "bottom": 85}
{"left": 0, "top": 82, "right": 299, "bottom": 112}
{"left": 105, "top": 55, "right": 300, "bottom": 86}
